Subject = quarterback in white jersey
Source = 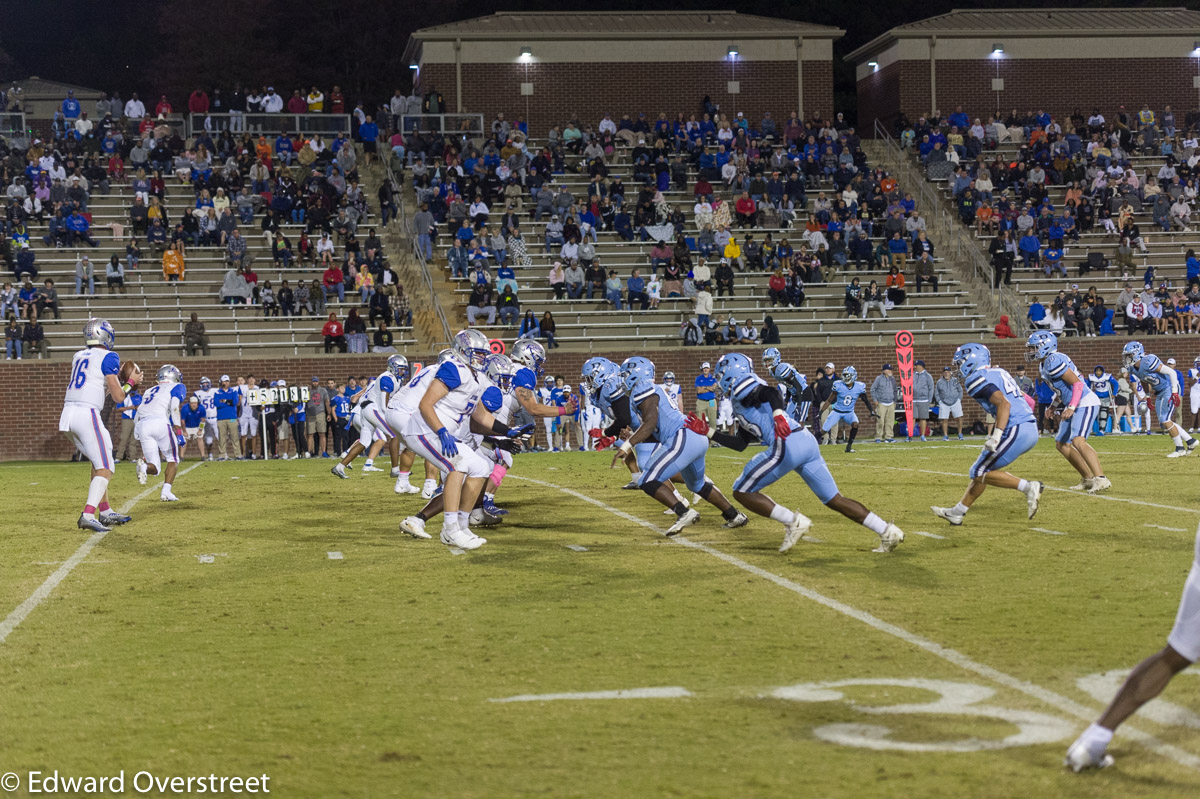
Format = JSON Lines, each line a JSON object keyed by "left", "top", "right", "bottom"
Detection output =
{"left": 134, "top": 365, "right": 187, "bottom": 501}
{"left": 60, "top": 318, "right": 141, "bottom": 532}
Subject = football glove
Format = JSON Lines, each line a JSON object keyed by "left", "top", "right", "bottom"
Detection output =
{"left": 594, "top": 434, "right": 617, "bottom": 450}
{"left": 175, "top": 428, "right": 186, "bottom": 447}
{"left": 684, "top": 412, "right": 710, "bottom": 437}
{"left": 1172, "top": 392, "right": 1182, "bottom": 410}
{"left": 436, "top": 426, "right": 458, "bottom": 457}
{"left": 983, "top": 429, "right": 1003, "bottom": 452}
{"left": 506, "top": 423, "right": 535, "bottom": 438}
{"left": 771, "top": 409, "right": 792, "bottom": 440}
{"left": 490, "top": 437, "right": 524, "bottom": 454}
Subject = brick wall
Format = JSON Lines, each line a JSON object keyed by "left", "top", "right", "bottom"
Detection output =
{"left": 856, "top": 61, "right": 902, "bottom": 133}
{"left": 5, "top": 337, "right": 1195, "bottom": 461}
{"left": 863, "top": 57, "right": 1199, "bottom": 132}
{"left": 418, "top": 61, "right": 835, "bottom": 136}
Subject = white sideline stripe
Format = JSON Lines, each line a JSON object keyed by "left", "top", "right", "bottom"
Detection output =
{"left": 510, "top": 474, "right": 1200, "bottom": 771}
{"left": 1146, "top": 524, "right": 1189, "bottom": 532}
{"left": 490, "top": 686, "right": 692, "bottom": 703}
{"left": 0, "top": 462, "right": 202, "bottom": 646}
{"left": 1032, "top": 527, "right": 1068, "bottom": 537}
{"left": 565, "top": 545, "right": 589, "bottom": 552}
{"left": 327, "top": 551, "right": 344, "bottom": 560}
{"left": 910, "top": 530, "right": 947, "bottom": 540}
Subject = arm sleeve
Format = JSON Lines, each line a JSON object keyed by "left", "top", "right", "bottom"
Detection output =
{"left": 969, "top": 382, "right": 1003, "bottom": 402}
{"left": 434, "top": 362, "right": 461, "bottom": 390}
{"left": 742, "top": 384, "right": 785, "bottom": 412}
{"left": 101, "top": 351, "right": 120, "bottom": 375}
{"left": 603, "top": 394, "right": 633, "bottom": 436}
{"left": 710, "top": 427, "right": 755, "bottom": 452}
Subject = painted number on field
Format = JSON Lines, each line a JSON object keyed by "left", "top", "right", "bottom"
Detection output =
{"left": 769, "top": 678, "right": 1075, "bottom": 752}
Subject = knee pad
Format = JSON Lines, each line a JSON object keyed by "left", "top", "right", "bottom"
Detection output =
{"left": 640, "top": 479, "right": 665, "bottom": 497}
{"left": 490, "top": 463, "right": 508, "bottom": 486}
{"left": 697, "top": 479, "right": 716, "bottom": 500}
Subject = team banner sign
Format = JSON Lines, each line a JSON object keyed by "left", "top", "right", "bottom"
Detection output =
{"left": 895, "top": 330, "right": 916, "bottom": 438}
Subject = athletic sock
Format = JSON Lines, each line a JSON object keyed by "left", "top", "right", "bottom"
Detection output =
{"left": 364, "top": 458, "right": 374, "bottom": 467}
{"left": 721, "top": 506, "right": 740, "bottom": 522}
{"left": 631, "top": 471, "right": 643, "bottom": 482}
{"left": 398, "top": 471, "right": 411, "bottom": 482}
{"left": 442, "top": 513, "right": 459, "bottom": 531}
{"left": 848, "top": 427, "right": 859, "bottom": 445}
{"left": 484, "top": 492, "right": 494, "bottom": 502}
{"left": 1084, "top": 723, "right": 1114, "bottom": 745}
{"left": 769, "top": 505, "right": 796, "bottom": 524}
{"left": 672, "top": 489, "right": 689, "bottom": 507}
{"left": 1017, "top": 479, "right": 1030, "bottom": 492}
{"left": 162, "top": 482, "right": 172, "bottom": 493}
{"left": 672, "top": 501, "right": 689, "bottom": 516}
{"left": 861, "top": 511, "right": 888, "bottom": 535}
{"left": 951, "top": 502, "right": 970, "bottom": 516}
{"left": 97, "top": 501, "right": 110, "bottom": 512}
{"left": 1172, "top": 435, "right": 1183, "bottom": 448}
{"left": 85, "top": 476, "right": 109, "bottom": 515}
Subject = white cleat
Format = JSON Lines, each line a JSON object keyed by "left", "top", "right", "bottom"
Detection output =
{"left": 874, "top": 523, "right": 905, "bottom": 553}
{"left": 331, "top": 463, "right": 349, "bottom": 479}
{"left": 160, "top": 491, "right": 179, "bottom": 502}
{"left": 400, "top": 516, "right": 432, "bottom": 539}
{"left": 136, "top": 458, "right": 148, "bottom": 485}
{"left": 665, "top": 508, "right": 700, "bottom": 537}
{"left": 1025, "top": 480, "right": 1044, "bottom": 519}
{"left": 722, "top": 511, "right": 749, "bottom": 529}
{"left": 421, "top": 481, "right": 438, "bottom": 499}
{"left": 931, "top": 506, "right": 964, "bottom": 526}
{"left": 1167, "top": 448, "right": 1190, "bottom": 458}
{"left": 780, "top": 510, "right": 813, "bottom": 553}
{"left": 1065, "top": 738, "right": 1114, "bottom": 773}
{"left": 1087, "top": 476, "right": 1112, "bottom": 494}
{"left": 440, "top": 526, "right": 485, "bottom": 550}
{"left": 361, "top": 464, "right": 384, "bottom": 472}
{"left": 394, "top": 479, "right": 420, "bottom": 494}
{"left": 1067, "top": 478, "right": 1091, "bottom": 491}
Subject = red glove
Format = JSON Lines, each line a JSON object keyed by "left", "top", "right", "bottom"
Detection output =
{"left": 1172, "top": 393, "right": 1182, "bottom": 410}
{"left": 595, "top": 435, "right": 616, "bottom": 450}
{"left": 684, "top": 412, "right": 710, "bottom": 437}
{"left": 588, "top": 427, "right": 605, "bottom": 440}
{"left": 772, "top": 410, "right": 792, "bottom": 440}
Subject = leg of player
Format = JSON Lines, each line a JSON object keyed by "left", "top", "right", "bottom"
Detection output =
{"left": 422, "top": 460, "right": 439, "bottom": 498}
{"left": 1072, "top": 436, "right": 1109, "bottom": 493}
{"left": 160, "top": 458, "right": 179, "bottom": 501}
{"left": 394, "top": 447, "right": 420, "bottom": 494}
{"left": 362, "top": 438, "right": 387, "bottom": 471}
{"left": 1057, "top": 440, "right": 1095, "bottom": 489}
{"left": 332, "top": 440, "right": 366, "bottom": 477}
{"left": 825, "top": 494, "right": 905, "bottom": 553}
{"left": 735, "top": 489, "right": 813, "bottom": 553}
{"left": 1162, "top": 407, "right": 1199, "bottom": 457}
{"left": 844, "top": 420, "right": 860, "bottom": 453}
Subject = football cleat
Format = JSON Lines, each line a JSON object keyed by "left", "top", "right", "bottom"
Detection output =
{"left": 931, "top": 506, "right": 965, "bottom": 526}
{"left": 1067, "top": 478, "right": 1092, "bottom": 491}
{"left": 136, "top": 459, "right": 147, "bottom": 485}
{"left": 874, "top": 523, "right": 905, "bottom": 553}
{"left": 400, "top": 516, "right": 432, "bottom": 540}
{"left": 390, "top": 467, "right": 400, "bottom": 477}
{"left": 1188, "top": 438, "right": 1200, "bottom": 453}
{"left": 421, "top": 480, "right": 438, "bottom": 499}
{"left": 394, "top": 479, "right": 420, "bottom": 494}
{"left": 469, "top": 507, "right": 503, "bottom": 527}
{"left": 99, "top": 511, "right": 131, "bottom": 526}
{"left": 1087, "top": 476, "right": 1112, "bottom": 494}
{"left": 665, "top": 508, "right": 700, "bottom": 537}
{"left": 1064, "top": 738, "right": 1114, "bottom": 773}
{"left": 361, "top": 464, "right": 384, "bottom": 472}
{"left": 722, "top": 512, "right": 749, "bottom": 529}
{"left": 621, "top": 480, "right": 640, "bottom": 490}
{"left": 481, "top": 497, "right": 508, "bottom": 517}
{"left": 77, "top": 514, "right": 110, "bottom": 533}
{"left": 1025, "top": 481, "right": 1044, "bottom": 519}
{"left": 161, "top": 491, "right": 179, "bottom": 502}
{"left": 780, "top": 511, "right": 813, "bottom": 553}
{"left": 440, "top": 526, "right": 485, "bottom": 550}
{"left": 331, "top": 463, "right": 349, "bottom": 479}
{"left": 1168, "top": 448, "right": 1191, "bottom": 458}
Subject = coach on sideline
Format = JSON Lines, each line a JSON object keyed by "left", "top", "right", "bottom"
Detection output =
{"left": 871, "top": 364, "right": 897, "bottom": 443}
{"left": 694, "top": 362, "right": 717, "bottom": 428}
{"left": 215, "top": 375, "right": 242, "bottom": 460}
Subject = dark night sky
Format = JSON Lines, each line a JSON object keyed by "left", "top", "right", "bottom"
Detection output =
{"left": 0, "top": 0, "right": 1168, "bottom": 114}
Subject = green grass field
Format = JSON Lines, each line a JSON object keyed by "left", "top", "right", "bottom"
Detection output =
{"left": 2, "top": 435, "right": 1199, "bottom": 798}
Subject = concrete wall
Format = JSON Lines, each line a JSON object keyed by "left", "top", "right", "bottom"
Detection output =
{"left": 5, "top": 338, "right": 1195, "bottom": 460}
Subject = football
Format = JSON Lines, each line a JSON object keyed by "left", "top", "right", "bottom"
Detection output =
{"left": 119, "top": 361, "right": 143, "bottom": 387}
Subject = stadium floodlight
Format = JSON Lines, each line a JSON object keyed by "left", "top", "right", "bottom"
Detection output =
{"left": 519, "top": 46, "right": 533, "bottom": 60}
{"left": 992, "top": 43, "right": 1004, "bottom": 54}
{"left": 727, "top": 45, "right": 739, "bottom": 58}
{"left": 409, "top": 63, "right": 418, "bottom": 70}
{"left": 868, "top": 60, "right": 878, "bottom": 68}
{"left": 1193, "top": 41, "right": 1200, "bottom": 53}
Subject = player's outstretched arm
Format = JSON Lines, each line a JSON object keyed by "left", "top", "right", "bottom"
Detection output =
{"left": 516, "top": 385, "right": 575, "bottom": 418}
{"left": 603, "top": 394, "right": 634, "bottom": 437}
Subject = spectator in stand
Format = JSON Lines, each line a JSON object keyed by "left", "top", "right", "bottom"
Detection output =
{"left": 183, "top": 312, "right": 210, "bottom": 356}
{"left": 993, "top": 314, "right": 1016, "bottom": 339}
{"left": 539, "top": 311, "right": 559, "bottom": 348}
{"left": 1019, "top": 230, "right": 1041, "bottom": 270}
{"left": 358, "top": 115, "right": 379, "bottom": 165}
{"left": 322, "top": 312, "right": 347, "bottom": 353}
{"left": 517, "top": 310, "right": 539, "bottom": 340}
{"left": 373, "top": 321, "right": 395, "bottom": 353}
{"left": 886, "top": 266, "right": 906, "bottom": 305}
{"left": 497, "top": 284, "right": 520, "bottom": 327}
{"left": 466, "top": 282, "right": 496, "bottom": 327}
{"left": 105, "top": 255, "right": 125, "bottom": 294}
{"left": 163, "top": 245, "right": 185, "bottom": 281}
{"left": 36, "top": 279, "right": 59, "bottom": 319}
{"left": 188, "top": 88, "right": 209, "bottom": 116}
{"left": 604, "top": 270, "right": 624, "bottom": 309}
{"left": 345, "top": 308, "right": 368, "bottom": 353}
{"left": 5, "top": 315, "right": 22, "bottom": 359}
{"left": 23, "top": 315, "right": 46, "bottom": 359}
{"left": 74, "top": 255, "right": 96, "bottom": 295}
{"left": 564, "top": 261, "right": 585, "bottom": 299}
{"left": 1042, "top": 244, "right": 1066, "bottom": 277}
{"left": 913, "top": 252, "right": 938, "bottom": 293}
{"left": 323, "top": 264, "right": 345, "bottom": 304}
{"left": 627, "top": 269, "right": 649, "bottom": 310}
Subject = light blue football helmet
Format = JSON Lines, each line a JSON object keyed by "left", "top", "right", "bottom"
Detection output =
{"left": 619, "top": 356, "right": 655, "bottom": 391}
{"left": 715, "top": 353, "right": 755, "bottom": 396}
{"left": 762, "top": 347, "right": 782, "bottom": 372}
{"left": 841, "top": 366, "right": 858, "bottom": 385}
{"left": 580, "top": 357, "right": 618, "bottom": 394}
{"left": 1025, "top": 330, "right": 1058, "bottom": 362}
{"left": 953, "top": 343, "right": 992, "bottom": 380}
{"left": 1122, "top": 341, "right": 1145, "bottom": 368}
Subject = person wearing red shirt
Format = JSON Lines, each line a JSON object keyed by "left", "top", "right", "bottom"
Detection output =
{"left": 322, "top": 312, "right": 347, "bottom": 353}
{"left": 322, "top": 265, "right": 345, "bottom": 303}
{"left": 155, "top": 96, "right": 173, "bottom": 116}
{"left": 328, "top": 86, "right": 344, "bottom": 114}
{"left": 993, "top": 314, "right": 1016, "bottom": 339}
{"left": 768, "top": 268, "right": 788, "bottom": 306}
{"left": 287, "top": 90, "right": 308, "bottom": 114}
{"left": 188, "top": 89, "right": 210, "bottom": 115}
{"left": 735, "top": 192, "right": 757, "bottom": 228}
{"left": 694, "top": 178, "right": 714, "bottom": 200}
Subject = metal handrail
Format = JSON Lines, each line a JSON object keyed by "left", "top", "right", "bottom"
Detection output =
{"left": 399, "top": 114, "right": 484, "bottom": 137}
{"left": 186, "top": 112, "right": 352, "bottom": 137}
{"left": 386, "top": 158, "right": 452, "bottom": 348}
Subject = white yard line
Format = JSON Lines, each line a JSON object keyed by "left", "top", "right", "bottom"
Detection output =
{"left": 1031, "top": 527, "right": 1068, "bottom": 536}
{"left": 0, "top": 462, "right": 202, "bottom": 646}
{"left": 909, "top": 530, "right": 947, "bottom": 540}
{"left": 509, "top": 474, "right": 1200, "bottom": 771}
{"left": 490, "top": 686, "right": 692, "bottom": 703}
{"left": 1145, "top": 524, "right": 1189, "bottom": 532}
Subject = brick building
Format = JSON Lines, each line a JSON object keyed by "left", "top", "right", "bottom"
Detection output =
{"left": 402, "top": 11, "right": 842, "bottom": 136}
{"left": 849, "top": 7, "right": 1200, "bottom": 135}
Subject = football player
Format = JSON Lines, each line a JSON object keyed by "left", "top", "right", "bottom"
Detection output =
{"left": 762, "top": 347, "right": 808, "bottom": 423}
{"left": 60, "top": 319, "right": 140, "bottom": 531}
{"left": 193, "top": 375, "right": 219, "bottom": 460}
{"left": 331, "top": 355, "right": 408, "bottom": 479}
{"left": 932, "top": 343, "right": 1043, "bottom": 525}
{"left": 134, "top": 365, "right": 188, "bottom": 501}
{"left": 614, "top": 356, "right": 746, "bottom": 535}
{"left": 696, "top": 353, "right": 903, "bottom": 553}
{"left": 1124, "top": 341, "right": 1198, "bottom": 457}
{"left": 1026, "top": 331, "right": 1110, "bottom": 492}
{"left": 817, "top": 366, "right": 875, "bottom": 453}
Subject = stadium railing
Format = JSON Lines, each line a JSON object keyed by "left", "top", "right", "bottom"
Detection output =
{"left": 400, "top": 114, "right": 485, "bottom": 138}
{"left": 388, "top": 157, "right": 453, "bottom": 349}
{"left": 186, "top": 113, "right": 352, "bottom": 137}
